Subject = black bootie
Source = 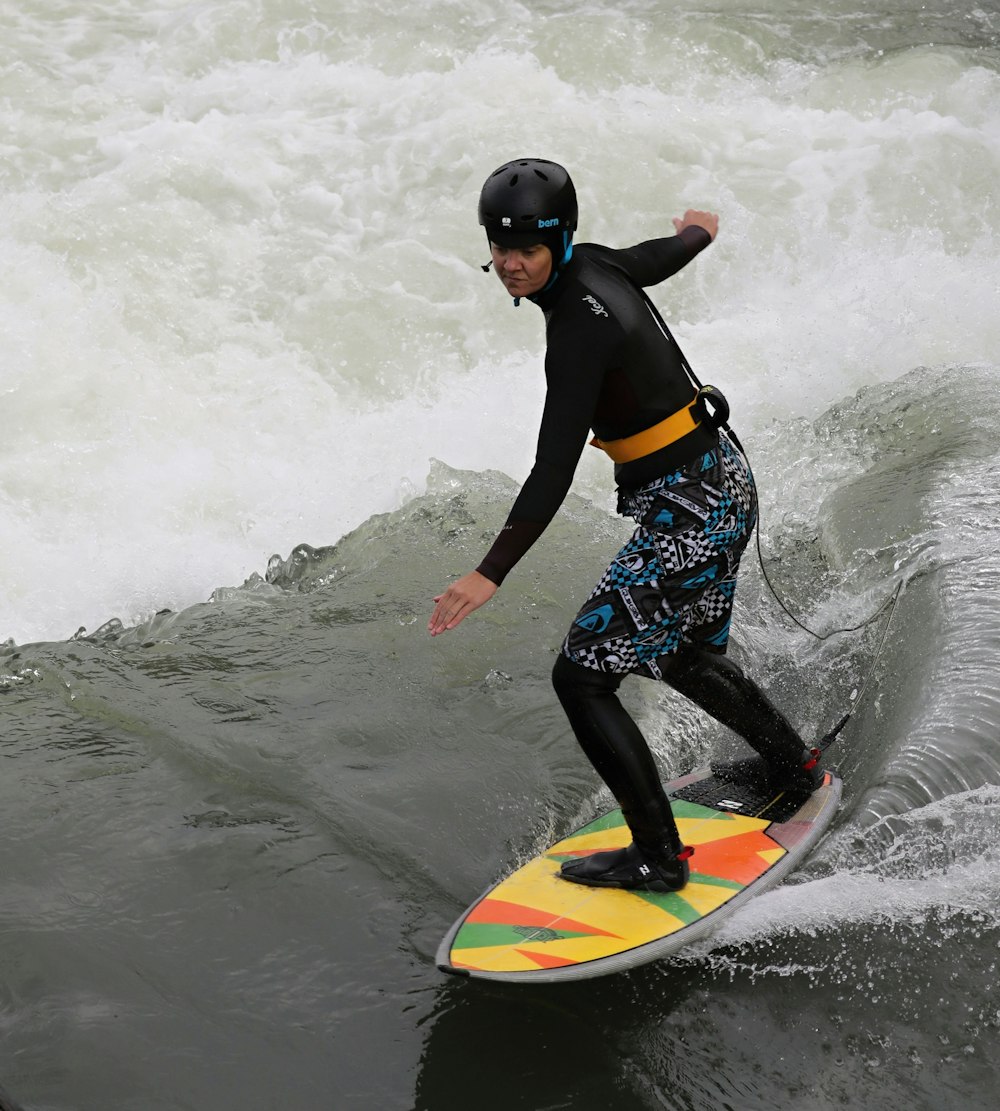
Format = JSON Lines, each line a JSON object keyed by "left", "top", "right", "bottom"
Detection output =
{"left": 711, "top": 746, "right": 822, "bottom": 796}
{"left": 559, "top": 840, "right": 693, "bottom": 893}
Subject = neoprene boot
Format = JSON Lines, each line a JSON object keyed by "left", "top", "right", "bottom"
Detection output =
{"left": 659, "top": 648, "right": 821, "bottom": 795}
{"left": 710, "top": 747, "right": 821, "bottom": 795}
{"left": 559, "top": 837, "right": 693, "bottom": 893}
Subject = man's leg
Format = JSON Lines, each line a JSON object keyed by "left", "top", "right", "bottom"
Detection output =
{"left": 551, "top": 654, "right": 691, "bottom": 892}
{"left": 658, "top": 646, "right": 820, "bottom": 793}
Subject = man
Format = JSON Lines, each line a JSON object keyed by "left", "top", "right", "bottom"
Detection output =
{"left": 429, "top": 158, "right": 818, "bottom": 893}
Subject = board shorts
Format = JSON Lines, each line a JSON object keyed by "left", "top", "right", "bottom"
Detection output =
{"left": 562, "top": 434, "right": 757, "bottom": 680}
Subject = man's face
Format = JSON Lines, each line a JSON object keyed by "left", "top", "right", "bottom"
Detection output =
{"left": 489, "top": 242, "right": 553, "bottom": 298}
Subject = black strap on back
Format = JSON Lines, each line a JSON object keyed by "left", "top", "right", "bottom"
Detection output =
{"left": 604, "top": 259, "right": 743, "bottom": 451}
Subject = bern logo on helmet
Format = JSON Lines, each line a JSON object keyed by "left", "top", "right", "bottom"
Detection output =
{"left": 502, "top": 216, "right": 512, "bottom": 227}
{"left": 537, "top": 217, "right": 559, "bottom": 228}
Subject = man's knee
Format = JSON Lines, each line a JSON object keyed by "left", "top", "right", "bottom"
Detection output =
{"left": 658, "top": 643, "right": 735, "bottom": 695}
{"left": 658, "top": 644, "right": 705, "bottom": 683}
{"left": 552, "top": 653, "right": 623, "bottom": 704}
{"left": 662, "top": 639, "right": 746, "bottom": 697}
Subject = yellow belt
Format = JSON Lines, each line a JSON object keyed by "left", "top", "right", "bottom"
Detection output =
{"left": 590, "top": 395, "right": 701, "bottom": 464}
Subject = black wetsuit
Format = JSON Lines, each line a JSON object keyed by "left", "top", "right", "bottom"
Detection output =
{"left": 474, "top": 228, "right": 810, "bottom": 878}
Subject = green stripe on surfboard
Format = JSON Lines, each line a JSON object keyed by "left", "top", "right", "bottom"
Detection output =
{"left": 573, "top": 798, "right": 755, "bottom": 835}
{"left": 453, "top": 922, "right": 597, "bottom": 950}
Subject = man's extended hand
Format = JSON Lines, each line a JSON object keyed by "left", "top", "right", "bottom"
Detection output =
{"left": 674, "top": 209, "right": 719, "bottom": 240}
{"left": 429, "top": 571, "right": 498, "bottom": 636}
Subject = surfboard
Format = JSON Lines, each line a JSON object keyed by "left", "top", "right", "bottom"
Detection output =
{"left": 437, "top": 765, "right": 841, "bottom": 982}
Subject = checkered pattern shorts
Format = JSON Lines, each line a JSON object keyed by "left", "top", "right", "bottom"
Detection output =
{"left": 562, "top": 435, "right": 757, "bottom": 679}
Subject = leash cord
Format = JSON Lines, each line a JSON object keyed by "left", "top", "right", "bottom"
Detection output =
{"left": 750, "top": 500, "right": 903, "bottom": 747}
{"left": 754, "top": 522, "right": 903, "bottom": 641}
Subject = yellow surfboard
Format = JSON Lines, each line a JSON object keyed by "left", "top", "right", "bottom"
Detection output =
{"left": 437, "top": 766, "right": 841, "bottom": 982}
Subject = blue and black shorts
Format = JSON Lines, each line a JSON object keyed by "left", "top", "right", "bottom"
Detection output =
{"left": 562, "top": 435, "right": 757, "bottom": 679}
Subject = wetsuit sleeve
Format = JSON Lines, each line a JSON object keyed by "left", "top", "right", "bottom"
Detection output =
{"left": 595, "top": 225, "right": 711, "bottom": 288}
{"left": 475, "top": 519, "right": 548, "bottom": 585}
{"left": 476, "top": 309, "right": 620, "bottom": 586}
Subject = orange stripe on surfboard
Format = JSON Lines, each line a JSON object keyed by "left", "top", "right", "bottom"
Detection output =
{"left": 467, "top": 897, "right": 622, "bottom": 939}
{"left": 693, "top": 830, "right": 785, "bottom": 886}
{"left": 515, "top": 948, "right": 580, "bottom": 970}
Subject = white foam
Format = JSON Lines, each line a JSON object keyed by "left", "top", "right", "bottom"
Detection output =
{"left": 680, "top": 786, "right": 1000, "bottom": 967}
{"left": 2, "top": 3, "right": 998, "bottom": 642}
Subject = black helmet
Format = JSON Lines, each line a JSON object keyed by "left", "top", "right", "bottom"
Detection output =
{"left": 478, "top": 158, "right": 577, "bottom": 248}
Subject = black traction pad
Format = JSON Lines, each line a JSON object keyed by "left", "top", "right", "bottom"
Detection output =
{"left": 670, "top": 773, "right": 812, "bottom": 823}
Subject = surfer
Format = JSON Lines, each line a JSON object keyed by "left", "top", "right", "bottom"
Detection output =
{"left": 429, "top": 158, "right": 819, "bottom": 894}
